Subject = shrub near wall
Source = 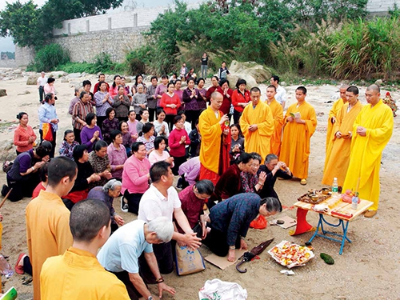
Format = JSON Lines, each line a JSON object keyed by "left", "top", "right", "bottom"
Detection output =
{"left": 30, "top": 43, "right": 70, "bottom": 72}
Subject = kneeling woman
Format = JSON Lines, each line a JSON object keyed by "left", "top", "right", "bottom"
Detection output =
{"left": 203, "top": 193, "right": 281, "bottom": 262}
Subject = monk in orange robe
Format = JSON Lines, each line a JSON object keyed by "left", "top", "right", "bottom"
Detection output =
{"left": 199, "top": 92, "right": 231, "bottom": 185}
{"left": 26, "top": 157, "right": 75, "bottom": 300}
{"left": 322, "top": 86, "right": 362, "bottom": 186}
{"left": 266, "top": 85, "right": 284, "bottom": 156}
{"left": 240, "top": 87, "right": 274, "bottom": 164}
{"left": 280, "top": 86, "right": 317, "bottom": 185}
{"left": 325, "top": 85, "right": 348, "bottom": 156}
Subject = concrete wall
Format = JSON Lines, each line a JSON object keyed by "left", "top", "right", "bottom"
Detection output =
{"left": 15, "top": 46, "right": 35, "bottom": 67}
{"left": 367, "top": 0, "right": 398, "bottom": 14}
{"left": 0, "top": 59, "right": 17, "bottom": 68}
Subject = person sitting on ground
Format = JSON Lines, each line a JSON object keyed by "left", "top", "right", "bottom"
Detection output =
{"left": 177, "top": 156, "right": 200, "bottom": 189}
{"left": 14, "top": 112, "right": 37, "bottom": 155}
{"left": 113, "top": 86, "right": 131, "bottom": 122}
{"left": 107, "top": 130, "right": 127, "bottom": 180}
{"left": 138, "top": 161, "right": 201, "bottom": 275}
{"left": 63, "top": 145, "right": 101, "bottom": 209}
{"left": 102, "top": 108, "right": 120, "bottom": 145}
{"left": 40, "top": 199, "right": 130, "bottom": 300}
{"left": 137, "top": 123, "right": 156, "bottom": 157}
{"left": 203, "top": 194, "right": 281, "bottom": 261}
{"left": 121, "top": 142, "right": 151, "bottom": 214}
{"left": 32, "top": 162, "right": 48, "bottom": 199}
{"left": 80, "top": 113, "right": 103, "bottom": 153}
{"left": 259, "top": 154, "right": 292, "bottom": 208}
{"left": 3, "top": 143, "right": 51, "bottom": 201}
{"left": 148, "top": 136, "right": 174, "bottom": 167}
{"left": 89, "top": 140, "right": 112, "bottom": 188}
{"left": 153, "top": 109, "right": 170, "bottom": 138}
{"left": 87, "top": 180, "right": 124, "bottom": 234}
{"left": 169, "top": 115, "right": 190, "bottom": 175}
{"left": 240, "top": 152, "right": 266, "bottom": 194}
{"left": 177, "top": 180, "right": 214, "bottom": 238}
{"left": 208, "top": 152, "right": 255, "bottom": 207}
{"left": 97, "top": 216, "right": 176, "bottom": 300}
{"left": 59, "top": 130, "right": 79, "bottom": 160}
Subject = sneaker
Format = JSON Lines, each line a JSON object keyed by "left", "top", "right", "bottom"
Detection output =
{"left": 176, "top": 178, "right": 183, "bottom": 190}
{"left": 120, "top": 196, "right": 128, "bottom": 213}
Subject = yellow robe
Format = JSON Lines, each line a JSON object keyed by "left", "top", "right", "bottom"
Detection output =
{"left": 41, "top": 247, "right": 130, "bottom": 300}
{"left": 280, "top": 102, "right": 317, "bottom": 179}
{"left": 240, "top": 101, "right": 274, "bottom": 163}
{"left": 322, "top": 101, "right": 363, "bottom": 186}
{"left": 26, "top": 190, "right": 73, "bottom": 300}
{"left": 326, "top": 98, "right": 346, "bottom": 155}
{"left": 343, "top": 100, "right": 393, "bottom": 211}
{"left": 267, "top": 98, "right": 284, "bottom": 155}
{"left": 199, "top": 106, "right": 223, "bottom": 174}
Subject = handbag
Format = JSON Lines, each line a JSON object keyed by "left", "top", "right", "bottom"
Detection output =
{"left": 42, "top": 123, "right": 53, "bottom": 142}
{"left": 174, "top": 243, "right": 205, "bottom": 276}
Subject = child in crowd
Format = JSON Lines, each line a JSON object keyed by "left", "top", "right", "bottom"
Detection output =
{"left": 189, "top": 119, "right": 201, "bottom": 158}
{"left": 169, "top": 116, "right": 190, "bottom": 175}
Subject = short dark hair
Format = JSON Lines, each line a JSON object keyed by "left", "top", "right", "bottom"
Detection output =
{"left": 47, "top": 77, "right": 55, "bottom": 84}
{"left": 98, "top": 73, "right": 105, "bottom": 78}
{"left": 151, "top": 76, "right": 158, "bottom": 81}
{"left": 177, "top": 110, "right": 185, "bottom": 116}
{"left": 230, "top": 123, "right": 242, "bottom": 135}
{"left": 118, "top": 121, "right": 128, "bottom": 131}
{"left": 132, "top": 142, "right": 145, "bottom": 153}
{"left": 35, "top": 143, "right": 52, "bottom": 158}
{"left": 347, "top": 85, "right": 359, "bottom": 95}
{"left": 139, "top": 109, "right": 148, "bottom": 116}
{"left": 39, "top": 162, "right": 49, "bottom": 182}
{"left": 236, "top": 79, "right": 247, "bottom": 89}
{"left": 194, "top": 180, "right": 214, "bottom": 195}
{"left": 267, "top": 85, "right": 276, "bottom": 92}
{"left": 94, "top": 140, "right": 108, "bottom": 152}
{"left": 63, "top": 129, "right": 74, "bottom": 141}
{"left": 85, "top": 112, "right": 96, "bottom": 125}
{"left": 271, "top": 75, "right": 280, "bottom": 83}
{"left": 83, "top": 80, "right": 91, "bottom": 87}
{"left": 105, "top": 107, "right": 115, "bottom": 119}
{"left": 112, "top": 75, "right": 121, "bottom": 88}
{"left": 70, "top": 199, "right": 110, "bottom": 242}
{"left": 296, "top": 86, "right": 307, "bottom": 94}
{"left": 250, "top": 87, "right": 261, "bottom": 93}
{"left": 212, "top": 75, "right": 219, "bottom": 81}
{"left": 154, "top": 136, "right": 167, "bottom": 150}
{"left": 260, "top": 196, "right": 282, "bottom": 212}
{"left": 142, "top": 122, "right": 154, "bottom": 134}
{"left": 173, "top": 115, "right": 183, "bottom": 124}
{"left": 47, "top": 157, "right": 77, "bottom": 187}
{"left": 265, "top": 153, "right": 278, "bottom": 163}
{"left": 80, "top": 91, "right": 89, "bottom": 99}
{"left": 187, "top": 77, "right": 195, "bottom": 84}
{"left": 16, "top": 112, "right": 27, "bottom": 120}
{"left": 44, "top": 93, "right": 54, "bottom": 103}
{"left": 156, "top": 109, "right": 166, "bottom": 117}
{"left": 250, "top": 152, "right": 262, "bottom": 163}
{"left": 197, "top": 77, "right": 205, "bottom": 85}
{"left": 167, "top": 82, "right": 174, "bottom": 89}
{"left": 161, "top": 75, "right": 168, "bottom": 79}
{"left": 238, "top": 152, "right": 253, "bottom": 164}
{"left": 150, "top": 161, "right": 171, "bottom": 183}
{"left": 110, "top": 130, "right": 122, "bottom": 142}
{"left": 219, "top": 78, "right": 229, "bottom": 87}
{"left": 73, "top": 144, "right": 88, "bottom": 161}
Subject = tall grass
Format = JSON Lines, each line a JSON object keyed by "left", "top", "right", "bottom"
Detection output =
{"left": 30, "top": 43, "right": 70, "bottom": 72}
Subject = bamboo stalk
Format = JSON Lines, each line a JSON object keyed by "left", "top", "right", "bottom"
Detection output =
{"left": 0, "top": 188, "right": 13, "bottom": 209}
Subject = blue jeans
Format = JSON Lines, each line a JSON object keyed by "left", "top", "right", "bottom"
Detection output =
{"left": 201, "top": 65, "right": 208, "bottom": 78}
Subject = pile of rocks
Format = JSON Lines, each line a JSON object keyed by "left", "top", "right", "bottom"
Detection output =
{"left": 226, "top": 60, "right": 272, "bottom": 90}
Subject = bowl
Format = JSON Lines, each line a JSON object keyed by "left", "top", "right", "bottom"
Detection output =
{"left": 321, "top": 188, "right": 330, "bottom": 195}
{"left": 311, "top": 195, "right": 319, "bottom": 202}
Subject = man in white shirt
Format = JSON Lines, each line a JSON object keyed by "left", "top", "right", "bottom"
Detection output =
{"left": 138, "top": 161, "right": 201, "bottom": 274}
{"left": 98, "top": 217, "right": 176, "bottom": 300}
{"left": 37, "top": 71, "right": 48, "bottom": 103}
{"left": 270, "top": 75, "right": 287, "bottom": 110}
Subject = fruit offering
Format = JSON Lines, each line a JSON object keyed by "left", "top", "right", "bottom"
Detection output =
{"left": 268, "top": 241, "right": 315, "bottom": 268}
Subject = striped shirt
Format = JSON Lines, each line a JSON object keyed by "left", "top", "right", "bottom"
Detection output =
{"left": 72, "top": 100, "right": 94, "bottom": 130}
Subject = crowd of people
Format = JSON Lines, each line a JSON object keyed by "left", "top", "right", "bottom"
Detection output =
{"left": 0, "top": 64, "right": 394, "bottom": 299}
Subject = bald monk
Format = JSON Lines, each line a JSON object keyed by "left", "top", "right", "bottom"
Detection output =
{"left": 322, "top": 86, "right": 363, "bottom": 186}
{"left": 266, "top": 85, "right": 284, "bottom": 156}
{"left": 199, "top": 92, "right": 231, "bottom": 185}
{"left": 326, "top": 85, "right": 348, "bottom": 154}
{"left": 280, "top": 86, "right": 317, "bottom": 185}
{"left": 240, "top": 87, "right": 274, "bottom": 164}
{"left": 343, "top": 84, "right": 393, "bottom": 218}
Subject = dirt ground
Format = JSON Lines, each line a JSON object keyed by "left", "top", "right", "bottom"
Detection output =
{"left": 0, "top": 73, "right": 399, "bottom": 300}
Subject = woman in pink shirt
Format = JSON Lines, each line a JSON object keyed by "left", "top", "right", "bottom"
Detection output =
{"left": 121, "top": 141, "right": 150, "bottom": 214}
{"left": 109, "top": 75, "right": 121, "bottom": 99}
{"left": 14, "top": 112, "right": 37, "bottom": 154}
{"left": 148, "top": 136, "right": 174, "bottom": 166}
{"left": 169, "top": 115, "right": 190, "bottom": 175}
{"left": 43, "top": 77, "right": 56, "bottom": 96}
{"left": 160, "top": 82, "right": 181, "bottom": 130}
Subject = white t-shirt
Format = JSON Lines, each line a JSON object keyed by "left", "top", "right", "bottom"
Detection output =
{"left": 275, "top": 85, "right": 287, "bottom": 105}
{"left": 97, "top": 220, "right": 153, "bottom": 274}
{"left": 138, "top": 185, "right": 181, "bottom": 222}
{"left": 37, "top": 76, "right": 48, "bottom": 87}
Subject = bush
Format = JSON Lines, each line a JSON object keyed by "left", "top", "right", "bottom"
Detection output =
{"left": 32, "top": 43, "right": 70, "bottom": 72}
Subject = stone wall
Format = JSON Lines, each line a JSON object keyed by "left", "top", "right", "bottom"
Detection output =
{"left": 367, "top": 0, "right": 398, "bottom": 14}
{"left": 0, "top": 59, "right": 17, "bottom": 68}
{"left": 15, "top": 46, "right": 35, "bottom": 67}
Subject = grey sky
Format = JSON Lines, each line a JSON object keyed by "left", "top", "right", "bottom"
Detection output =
{"left": 0, "top": 0, "right": 201, "bottom": 52}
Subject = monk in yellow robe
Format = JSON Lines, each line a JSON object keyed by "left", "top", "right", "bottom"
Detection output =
{"left": 26, "top": 157, "right": 76, "bottom": 300}
{"left": 266, "top": 85, "right": 284, "bottom": 156}
{"left": 326, "top": 85, "right": 348, "bottom": 156}
{"left": 322, "top": 86, "right": 363, "bottom": 186}
{"left": 343, "top": 84, "right": 393, "bottom": 218}
{"left": 199, "top": 92, "right": 231, "bottom": 185}
{"left": 280, "top": 86, "right": 317, "bottom": 185}
{"left": 240, "top": 87, "right": 274, "bottom": 164}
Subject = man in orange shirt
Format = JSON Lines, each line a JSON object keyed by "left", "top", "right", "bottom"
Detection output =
{"left": 266, "top": 85, "right": 284, "bottom": 155}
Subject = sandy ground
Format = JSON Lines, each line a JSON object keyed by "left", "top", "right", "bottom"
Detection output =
{"left": 0, "top": 73, "right": 399, "bottom": 300}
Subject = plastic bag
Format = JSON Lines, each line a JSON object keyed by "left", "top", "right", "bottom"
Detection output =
{"left": 42, "top": 123, "right": 53, "bottom": 142}
{"left": 199, "top": 279, "right": 247, "bottom": 300}
{"left": 249, "top": 215, "right": 267, "bottom": 229}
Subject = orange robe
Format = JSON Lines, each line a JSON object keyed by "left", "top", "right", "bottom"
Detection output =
{"left": 322, "top": 101, "right": 363, "bottom": 186}
{"left": 280, "top": 102, "right": 317, "bottom": 179}
{"left": 267, "top": 98, "right": 284, "bottom": 155}
{"left": 326, "top": 98, "right": 346, "bottom": 155}
{"left": 199, "top": 106, "right": 231, "bottom": 185}
{"left": 240, "top": 100, "right": 274, "bottom": 163}
{"left": 26, "top": 190, "right": 73, "bottom": 300}
{"left": 343, "top": 100, "right": 393, "bottom": 211}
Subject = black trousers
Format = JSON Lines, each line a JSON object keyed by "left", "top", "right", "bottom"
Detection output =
{"left": 165, "top": 114, "right": 176, "bottom": 131}
{"left": 5, "top": 174, "right": 39, "bottom": 202}
{"left": 39, "top": 128, "right": 56, "bottom": 158}
{"left": 203, "top": 228, "right": 241, "bottom": 257}
{"left": 233, "top": 110, "right": 242, "bottom": 125}
{"left": 39, "top": 86, "right": 44, "bottom": 103}
{"left": 97, "top": 116, "right": 107, "bottom": 131}
{"left": 172, "top": 156, "right": 186, "bottom": 175}
{"left": 185, "top": 110, "right": 200, "bottom": 129}
{"left": 123, "top": 190, "right": 143, "bottom": 214}
{"left": 148, "top": 108, "right": 156, "bottom": 122}
{"left": 73, "top": 128, "right": 82, "bottom": 144}
{"left": 140, "top": 242, "right": 174, "bottom": 275}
